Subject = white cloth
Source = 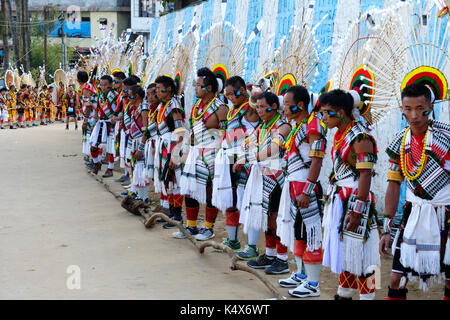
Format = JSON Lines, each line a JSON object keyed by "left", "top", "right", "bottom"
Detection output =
{"left": 239, "top": 164, "right": 265, "bottom": 234}
{"left": 322, "top": 178, "right": 358, "bottom": 274}
{"left": 153, "top": 132, "right": 172, "bottom": 193}
{"left": 276, "top": 169, "right": 309, "bottom": 253}
{"left": 400, "top": 185, "right": 450, "bottom": 276}
{"left": 89, "top": 120, "right": 109, "bottom": 148}
{"left": 211, "top": 148, "right": 234, "bottom": 213}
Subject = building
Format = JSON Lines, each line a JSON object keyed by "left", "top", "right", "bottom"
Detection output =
{"left": 27, "top": 0, "right": 131, "bottom": 51}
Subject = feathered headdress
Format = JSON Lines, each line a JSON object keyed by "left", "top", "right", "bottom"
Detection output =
{"left": 195, "top": 22, "right": 246, "bottom": 93}
{"left": 330, "top": 7, "right": 407, "bottom": 125}
{"left": 272, "top": 24, "right": 320, "bottom": 98}
{"left": 364, "top": 2, "right": 449, "bottom": 119}
{"left": 173, "top": 30, "right": 198, "bottom": 95}
{"left": 4, "top": 70, "right": 15, "bottom": 89}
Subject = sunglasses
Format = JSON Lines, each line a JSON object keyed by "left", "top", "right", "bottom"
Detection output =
{"left": 123, "top": 89, "right": 128, "bottom": 93}
{"left": 113, "top": 80, "right": 120, "bottom": 84}
{"left": 128, "top": 95, "right": 135, "bottom": 99}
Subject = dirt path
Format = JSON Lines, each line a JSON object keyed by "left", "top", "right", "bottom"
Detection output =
{"left": 0, "top": 123, "right": 443, "bottom": 300}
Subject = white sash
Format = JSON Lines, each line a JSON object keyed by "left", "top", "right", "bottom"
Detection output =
{"left": 211, "top": 148, "right": 234, "bottom": 213}
{"left": 322, "top": 178, "right": 358, "bottom": 274}
{"left": 276, "top": 169, "right": 309, "bottom": 253}
{"left": 89, "top": 120, "right": 109, "bottom": 148}
{"left": 400, "top": 185, "right": 450, "bottom": 275}
{"left": 153, "top": 132, "right": 172, "bottom": 193}
{"left": 240, "top": 164, "right": 266, "bottom": 233}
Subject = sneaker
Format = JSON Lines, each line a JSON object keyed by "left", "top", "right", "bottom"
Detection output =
{"left": 288, "top": 281, "right": 320, "bottom": 298}
{"left": 214, "top": 238, "right": 241, "bottom": 252}
{"left": 265, "top": 258, "right": 290, "bottom": 275}
{"left": 162, "top": 218, "right": 182, "bottom": 229}
{"left": 115, "top": 175, "right": 127, "bottom": 183}
{"left": 278, "top": 272, "right": 307, "bottom": 288}
{"left": 236, "top": 245, "right": 259, "bottom": 260}
{"left": 172, "top": 226, "right": 199, "bottom": 239}
{"left": 247, "top": 253, "right": 274, "bottom": 269}
{"left": 121, "top": 191, "right": 129, "bottom": 196}
{"left": 194, "top": 227, "right": 215, "bottom": 241}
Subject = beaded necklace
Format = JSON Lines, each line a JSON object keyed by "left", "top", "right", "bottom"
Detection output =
{"left": 334, "top": 120, "right": 356, "bottom": 150}
{"left": 157, "top": 100, "right": 171, "bottom": 124}
{"left": 284, "top": 117, "right": 308, "bottom": 152}
{"left": 258, "top": 113, "right": 280, "bottom": 147}
{"left": 400, "top": 127, "right": 428, "bottom": 181}
{"left": 191, "top": 96, "right": 217, "bottom": 123}
{"left": 227, "top": 102, "right": 249, "bottom": 121}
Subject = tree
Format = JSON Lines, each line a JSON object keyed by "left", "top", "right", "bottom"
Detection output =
{"left": 1, "top": 0, "right": 9, "bottom": 71}
{"left": 5, "top": 0, "right": 20, "bottom": 71}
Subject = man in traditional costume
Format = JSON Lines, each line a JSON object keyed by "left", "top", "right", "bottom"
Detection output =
{"left": 319, "top": 89, "right": 380, "bottom": 300}
{"left": 125, "top": 85, "right": 150, "bottom": 203}
{"left": 235, "top": 91, "right": 291, "bottom": 275}
{"left": 89, "top": 75, "right": 118, "bottom": 176}
{"left": 175, "top": 67, "right": 228, "bottom": 240}
{"left": 380, "top": 83, "right": 450, "bottom": 300}
{"left": 7, "top": 84, "right": 17, "bottom": 129}
{"left": 16, "top": 84, "right": 27, "bottom": 128}
{"left": 145, "top": 75, "right": 185, "bottom": 229}
{"left": 64, "top": 85, "right": 79, "bottom": 130}
{"left": 211, "top": 76, "right": 260, "bottom": 251}
{"left": 276, "top": 85, "right": 327, "bottom": 297}
{"left": 0, "top": 87, "right": 8, "bottom": 129}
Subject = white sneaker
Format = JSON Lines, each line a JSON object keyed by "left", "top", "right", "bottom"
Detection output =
{"left": 278, "top": 272, "right": 307, "bottom": 288}
{"left": 194, "top": 228, "right": 215, "bottom": 241}
{"left": 288, "top": 281, "right": 320, "bottom": 298}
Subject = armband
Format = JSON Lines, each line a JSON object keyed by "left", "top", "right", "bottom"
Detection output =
{"left": 382, "top": 216, "right": 392, "bottom": 235}
{"left": 302, "top": 179, "right": 316, "bottom": 197}
{"left": 355, "top": 152, "right": 376, "bottom": 170}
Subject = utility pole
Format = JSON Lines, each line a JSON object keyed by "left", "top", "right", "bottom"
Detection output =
{"left": 43, "top": 6, "right": 48, "bottom": 77}
{"left": 59, "top": 10, "right": 67, "bottom": 71}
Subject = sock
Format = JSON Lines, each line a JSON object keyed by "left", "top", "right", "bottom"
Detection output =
{"left": 276, "top": 238, "right": 288, "bottom": 261}
{"left": 107, "top": 154, "right": 115, "bottom": 169}
{"left": 265, "top": 233, "right": 277, "bottom": 258}
{"left": 444, "top": 286, "right": 450, "bottom": 300}
{"left": 304, "top": 263, "right": 321, "bottom": 284}
{"left": 358, "top": 274, "right": 376, "bottom": 299}
{"left": 205, "top": 206, "right": 219, "bottom": 229}
{"left": 185, "top": 201, "right": 199, "bottom": 228}
{"left": 337, "top": 272, "right": 358, "bottom": 299}
{"left": 247, "top": 228, "right": 260, "bottom": 246}
{"left": 387, "top": 286, "right": 408, "bottom": 300}
{"left": 172, "top": 206, "right": 182, "bottom": 221}
{"left": 226, "top": 226, "right": 239, "bottom": 241}
{"left": 295, "top": 256, "right": 305, "bottom": 275}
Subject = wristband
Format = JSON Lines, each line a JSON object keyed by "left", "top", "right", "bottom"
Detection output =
{"left": 382, "top": 217, "right": 392, "bottom": 235}
{"left": 138, "top": 143, "right": 145, "bottom": 151}
{"left": 302, "top": 179, "right": 316, "bottom": 197}
{"left": 353, "top": 199, "right": 367, "bottom": 214}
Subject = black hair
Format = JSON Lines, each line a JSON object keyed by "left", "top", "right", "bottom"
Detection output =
{"left": 401, "top": 83, "right": 432, "bottom": 103}
{"left": 257, "top": 91, "right": 280, "bottom": 109}
{"left": 113, "top": 71, "right": 126, "bottom": 80}
{"left": 77, "top": 71, "right": 89, "bottom": 83}
{"left": 0, "top": 87, "right": 7, "bottom": 92}
{"left": 130, "top": 85, "right": 145, "bottom": 99}
{"left": 147, "top": 83, "right": 157, "bottom": 90}
{"left": 155, "top": 75, "right": 177, "bottom": 95}
{"left": 130, "top": 75, "right": 141, "bottom": 84}
{"left": 43, "top": 85, "right": 48, "bottom": 89}
{"left": 197, "top": 67, "right": 218, "bottom": 93}
{"left": 123, "top": 77, "right": 138, "bottom": 87}
{"left": 100, "top": 75, "right": 113, "bottom": 83}
{"left": 285, "top": 85, "right": 310, "bottom": 108}
{"left": 21, "top": 84, "right": 27, "bottom": 89}
{"left": 318, "top": 89, "right": 354, "bottom": 117}
{"left": 225, "top": 76, "right": 246, "bottom": 91}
